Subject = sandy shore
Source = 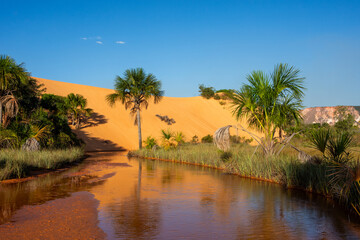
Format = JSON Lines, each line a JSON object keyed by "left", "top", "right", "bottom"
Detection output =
{"left": 0, "top": 191, "right": 106, "bottom": 240}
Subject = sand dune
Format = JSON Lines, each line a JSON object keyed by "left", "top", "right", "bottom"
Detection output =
{"left": 35, "top": 77, "right": 253, "bottom": 151}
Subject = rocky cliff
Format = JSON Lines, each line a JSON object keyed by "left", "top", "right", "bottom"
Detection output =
{"left": 301, "top": 106, "right": 360, "bottom": 125}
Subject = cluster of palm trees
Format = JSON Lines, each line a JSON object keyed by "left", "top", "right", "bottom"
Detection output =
{"left": 64, "top": 93, "right": 93, "bottom": 129}
{"left": 0, "top": 55, "right": 92, "bottom": 130}
{"left": 0, "top": 55, "right": 90, "bottom": 149}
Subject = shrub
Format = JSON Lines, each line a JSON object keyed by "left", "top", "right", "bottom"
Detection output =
{"left": 230, "top": 135, "right": 241, "bottom": 144}
{"left": 213, "top": 94, "right": 220, "bottom": 100}
{"left": 160, "top": 129, "right": 177, "bottom": 150}
{"left": 201, "top": 134, "right": 213, "bottom": 143}
{"left": 162, "top": 137, "right": 178, "bottom": 150}
{"left": 191, "top": 135, "right": 199, "bottom": 144}
{"left": 174, "top": 132, "right": 186, "bottom": 145}
{"left": 307, "top": 128, "right": 330, "bottom": 155}
{"left": 161, "top": 129, "right": 173, "bottom": 140}
{"left": 144, "top": 136, "right": 157, "bottom": 149}
{"left": 216, "top": 89, "right": 235, "bottom": 100}
{"left": 198, "top": 84, "right": 215, "bottom": 99}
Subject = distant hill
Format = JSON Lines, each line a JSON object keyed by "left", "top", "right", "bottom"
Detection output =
{"left": 301, "top": 106, "right": 360, "bottom": 125}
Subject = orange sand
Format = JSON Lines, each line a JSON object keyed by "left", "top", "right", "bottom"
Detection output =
{"left": 0, "top": 191, "right": 106, "bottom": 239}
{"left": 35, "top": 77, "right": 255, "bottom": 151}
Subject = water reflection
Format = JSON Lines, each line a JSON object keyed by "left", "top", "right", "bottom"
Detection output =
{"left": 1, "top": 152, "right": 360, "bottom": 239}
{"left": 91, "top": 155, "right": 360, "bottom": 239}
{"left": 0, "top": 152, "right": 121, "bottom": 224}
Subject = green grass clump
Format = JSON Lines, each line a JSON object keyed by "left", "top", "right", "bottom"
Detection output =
{"left": 0, "top": 147, "right": 84, "bottom": 180}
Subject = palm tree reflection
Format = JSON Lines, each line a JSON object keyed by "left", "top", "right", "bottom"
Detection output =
{"left": 108, "top": 160, "right": 161, "bottom": 239}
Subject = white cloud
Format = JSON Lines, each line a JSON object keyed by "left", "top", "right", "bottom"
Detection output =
{"left": 115, "top": 41, "right": 125, "bottom": 44}
{"left": 82, "top": 36, "right": 102, "bottom": 40}
{"left": 96, "top": 41, "right": 103, "bottom": 45}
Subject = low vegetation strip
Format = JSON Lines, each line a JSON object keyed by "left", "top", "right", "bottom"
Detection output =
{"left": 131, "top": 143, "right": 330, "bottom": 195}
{"left": 0, "top": 147, "right": 84, "bottom": 180}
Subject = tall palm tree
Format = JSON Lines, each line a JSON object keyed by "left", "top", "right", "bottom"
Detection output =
{"left": 0, "top": 55, "right": 30, "bottom": 127}
{"left": 65, "top": 93, "right": 93, "bottom": 129}
{"left": 231, "top": 63, "right": 305, "bottom": 156}
{"left": 106, "top": 68, "right": 163, "bottom": 149}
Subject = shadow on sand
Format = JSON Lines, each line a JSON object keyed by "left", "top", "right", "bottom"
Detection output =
{"left": 74, "top": 130, "right": 127, "bottom": 152}
{"left": 81, "top": 112, "right": 108, "bottom": 129}
{"left": 72, "top": 111, "right": 127, "bottom": 152}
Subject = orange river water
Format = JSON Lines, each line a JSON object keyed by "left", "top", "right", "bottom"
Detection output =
{"left": 1, "top": 152, "right": 360, "bottom": 239}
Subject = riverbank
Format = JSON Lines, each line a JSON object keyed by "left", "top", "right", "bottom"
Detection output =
{"left": 0, "top": 148, "right": 85, "bottom": 181}
{"left": 131, "top": 143, "right": 330, "bottom": 195}
{"left": 132, "top": 143, "right": 360, "bottom": 216}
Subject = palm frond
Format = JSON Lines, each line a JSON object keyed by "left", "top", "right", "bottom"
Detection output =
{"left": 31, "top": 125, "right": 51, "bottom": 142}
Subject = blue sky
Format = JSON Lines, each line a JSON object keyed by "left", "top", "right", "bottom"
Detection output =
{"left": 1, "top": 0, "right": 359, "bottom": 107}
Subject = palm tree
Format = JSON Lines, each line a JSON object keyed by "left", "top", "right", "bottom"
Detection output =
{"left": 0, "top": 55, "right": 30, "bottom": 127}
{"left": 106, "top": 68, "right": 163, "bottom": 149}
{"left": 65, "top": 93, "right": 93, "bottom": 129}
{"left": 231, "top": 63, "right": 305, "bottom": 156}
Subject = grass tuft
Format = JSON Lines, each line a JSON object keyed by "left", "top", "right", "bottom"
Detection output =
{"left": 0, "top": 147, "right": 84, "bottom": 180}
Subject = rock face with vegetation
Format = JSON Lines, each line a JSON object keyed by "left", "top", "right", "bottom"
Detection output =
{"left": 302, "top": 106, "right": 360, "bottom": 126}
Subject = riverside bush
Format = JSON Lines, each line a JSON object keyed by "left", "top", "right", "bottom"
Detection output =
{"left": 201, "top": 134, "right": 213, "bottom": 143}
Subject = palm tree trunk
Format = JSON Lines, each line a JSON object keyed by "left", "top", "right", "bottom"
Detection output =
{"left": 0, "top": 101, "right": 2, "bottom": 127}
{"left": 137, "top": 109, "right": 142, "bottom": 149}
{"left": 0, "top": 101, "right": 3, "bottom": 127}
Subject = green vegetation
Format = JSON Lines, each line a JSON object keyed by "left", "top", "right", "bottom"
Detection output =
{"left": 0, "top": 55, "right": 84, "bottom": 150}
{"left": 144, "top": 136, "right": 157, "bottom": 149}
{"left": 198, "top": 84, "right": 215, "bottom": 99}
{"left": 174, "top": 131, "right": 186, "bottom": 145}
{"left": 216, "top": 89, "right": 235, "bottom": 99}
{"left": 0, "top": 55, "right": 86, "bottom": 180}
{"left": 334, "top": 106, "right": 358, "bottom": 133}
{"left": 0, "top": 147, "right": 84, "bottom": 180}
{"left": 106, "top": 68, "right": 164, "bottom": 149}
{"left": 231, "top": 63, "right": 305, "bottom": 156}
{"left": 201, "top": 134, "right": 213, "bottom": 143}
{"left": 65, "top": 93, "right": 93, "bottom": 129}
{"left": 198, "top": 85, "right": 235, "bottom": 101}
{"left": 191, "top": 135, "right": 199, "bottom": 143}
